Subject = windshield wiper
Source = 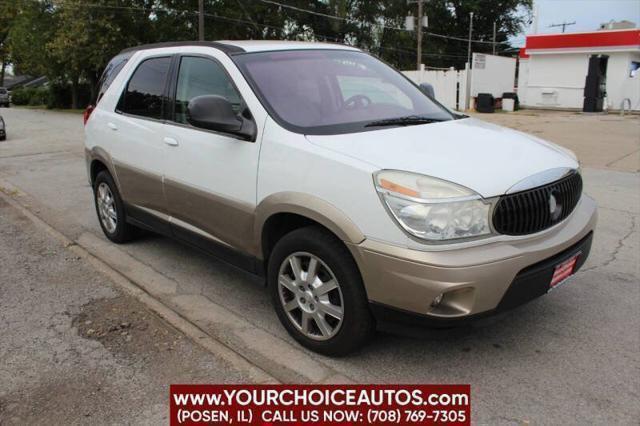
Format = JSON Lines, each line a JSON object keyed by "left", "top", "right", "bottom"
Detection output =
{"left": 364, "top": 115, "right": 448, "bottom": 128}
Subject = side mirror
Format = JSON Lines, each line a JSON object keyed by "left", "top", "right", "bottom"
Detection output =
{"left": 187, "top": 95, "right": 256, "bottom": 141}
{"left": 419, "top": 83, "right": 435, "bottom": 100}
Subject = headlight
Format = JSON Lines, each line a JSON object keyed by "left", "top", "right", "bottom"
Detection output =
{"left": 374, "top": 170, "right": 493, "bottom": 242}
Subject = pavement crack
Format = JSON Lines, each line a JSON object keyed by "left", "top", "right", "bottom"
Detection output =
{"left": 605, "top": 147, "right": 640, "bottom": 168}
{"left": 582, "top": 215, "right": 637, "bottom": 272}
{"left": 597, "top": 206, "right": 639, "bottom": 215}
{"left": 0, "top": 149, "right": 75, "bottom": 160}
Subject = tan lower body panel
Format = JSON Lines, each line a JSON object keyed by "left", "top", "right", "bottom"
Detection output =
{"left": 113, "top": 161, "right": 167, "bottom": 215}
{"left": 108, "top": 161, "right": 256, "bottom": 256}
{"left": 347, "top": 195, "right": 598, "bottom": 317}
{"left": 163, "top": 178, "right": 256, "bottom": 255}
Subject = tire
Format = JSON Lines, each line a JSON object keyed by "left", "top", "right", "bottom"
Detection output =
{"left": 268, "top": 226, "right": 374, "bottom": 356}
{"left": 93, "top": 170, "right": 137, "bottom": 243}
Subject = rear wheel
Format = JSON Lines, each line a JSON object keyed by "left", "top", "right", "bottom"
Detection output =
{"left": 93, "top": 170, "right": 137, "bottom": 243}
{"left": 268, "top": 226, "right": 374, "bottom": 356}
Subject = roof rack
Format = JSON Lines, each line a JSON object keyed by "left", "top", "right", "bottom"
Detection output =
{"left": 119, "top": 41, "right": 245, "bottom": 55}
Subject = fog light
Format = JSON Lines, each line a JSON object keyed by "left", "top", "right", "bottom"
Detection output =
{"left": 431, "top": 293, "right": 444, "bottom": 307}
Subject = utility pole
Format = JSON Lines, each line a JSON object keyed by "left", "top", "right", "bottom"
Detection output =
{"left": 492, "top": 21, "right": 497, "bottom": 55}
{"left": 417, "top": 0, "right": 423, "bottom": 70}
{"left": 406, "top": 0, "right": 426, "bottom": 70}
{"left": 466, "top": 12, "right": 474, "bottom": 110}
{"left": 549, "top": 21, "right": 576, "bottom": 33}
{"left": 467, "top": 12, "right": 474, "bottom": 69}
{"left": 532, "top": 1, "right": 539, "bottom": 34}
{"left": 198, "top": 0, "right": 205, "bottom": 41}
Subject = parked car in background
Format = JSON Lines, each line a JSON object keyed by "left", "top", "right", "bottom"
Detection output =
{"left": 84, "top": 41, "right": 597, "bottom": 355}
{"left": 0, "top": 87, "right": 10, "bottom": 107}
{"left": 0, "top": 114, "right": 6, "bottom": 140}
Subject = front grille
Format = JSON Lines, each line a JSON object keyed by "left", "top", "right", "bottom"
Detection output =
{"left": 493, "top": 172, "right": 583, "bottom": 236}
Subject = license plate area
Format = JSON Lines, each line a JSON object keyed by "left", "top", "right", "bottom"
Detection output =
{"left": 550, "top": 252, "right": 581, "bottom": 289}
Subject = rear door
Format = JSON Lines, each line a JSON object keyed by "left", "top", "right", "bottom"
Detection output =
{"left": 162, "top": 53, "right": 261, "bottom": 260}
{"left": 107, "top": 55, "right": 173, "bottom": 222}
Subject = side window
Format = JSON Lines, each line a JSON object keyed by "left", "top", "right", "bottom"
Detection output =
{"left": 174, "top": 56, "right": 243, "bottom": 125}
{"left": 118, "top": 56, "right": 171, "bottom": 119}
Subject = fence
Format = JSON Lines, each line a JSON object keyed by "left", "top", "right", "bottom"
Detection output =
{"left": 403, "top": 54, "right": 517, "bottom": 111}
{"left": 403, "top": 65, "right": 468, "bottom": 111}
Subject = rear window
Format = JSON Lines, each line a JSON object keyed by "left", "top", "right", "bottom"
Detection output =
{"left": 117, "top": 56, "right": 172, "bottom": 120}
{"left": 94, "top": 53, "right": 130, "bottom": 105}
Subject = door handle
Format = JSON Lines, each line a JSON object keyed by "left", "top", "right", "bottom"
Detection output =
{"left": 163, "top": 137, "right": 179, "bottom": 147}
{"left": 107, "top": 122, "right": 118, "bottom": 131}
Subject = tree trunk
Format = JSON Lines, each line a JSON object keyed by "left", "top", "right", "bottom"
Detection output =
{"left": 89, "top": 84, "right": 96, "bottom": 104}
{"left": 89, "top": 72, "right": 98, "bottom": 103}
{"left": 71, "top": 76, "right": 79, "bottom": 109}
{"left": 0, "top": 57, "right": 6, "bottom": 87}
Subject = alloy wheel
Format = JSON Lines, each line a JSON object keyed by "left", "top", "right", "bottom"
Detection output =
{"left": 277, "top": 252, "right": 344, "bottom": 341}
{"left": 97, "top": 182, "right": 117, "bottom": 233}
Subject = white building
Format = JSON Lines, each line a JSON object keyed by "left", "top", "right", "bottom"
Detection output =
{"left": 518, "top": 28, "right": 640, "bottom": 111}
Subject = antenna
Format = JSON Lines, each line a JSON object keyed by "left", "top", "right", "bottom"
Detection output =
{"left": 549, "top": 21, "right": 576, "bottom": 33}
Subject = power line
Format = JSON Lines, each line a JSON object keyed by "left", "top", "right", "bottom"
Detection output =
{"left": 258, "top": 0, "right": 349, "bottom": 22}
{"left": 7, "top": 0, "right": 500, "bottom": 46}
{"left": 32, "top": 1, "right": 470, "bottom": 60}
{"left": 258, "top": 0, "right": 498, "bottom": 44}
{"left": 424, "top": 30, "right": 493, "bottom": 44}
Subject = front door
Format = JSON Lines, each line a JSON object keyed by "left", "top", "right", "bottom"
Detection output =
{"left": 162, "top": 54, "right": 262, "bottom": 259}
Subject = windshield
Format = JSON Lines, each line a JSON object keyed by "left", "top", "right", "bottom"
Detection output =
{"left": 233, "top": 50, "right": 454, "bottom": 135}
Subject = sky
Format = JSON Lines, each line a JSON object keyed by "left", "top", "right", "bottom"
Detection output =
{"left": 511, "top": 0, "right": 640, "bottom": 47}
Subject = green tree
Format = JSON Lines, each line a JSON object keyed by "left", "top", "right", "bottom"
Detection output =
{"left": 48, "top": 0, "right": 139, "bottom": 107}
{"left": 5, "top": 0, "right": 532, "bottom": 108}
{"left": 376, "top": 0, "right": 532, "bottom": 69}
{"left": 0, "top": 1, "right": 19, "bottom": 86}
{"left": 7, "top": 1, "right": 60, "bottom": 79}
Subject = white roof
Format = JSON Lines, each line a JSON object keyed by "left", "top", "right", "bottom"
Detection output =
{"left": 218, "top": 40, "right": 360, "bottom": 53}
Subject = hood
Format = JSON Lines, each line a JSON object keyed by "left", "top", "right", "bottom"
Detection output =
{"left": 306, "top": 118, "right": 579, "bottom": 198}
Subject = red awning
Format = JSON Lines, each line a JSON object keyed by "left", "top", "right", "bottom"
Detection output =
{"left": 526, "top": 29, "right": 640, "bottom": 51}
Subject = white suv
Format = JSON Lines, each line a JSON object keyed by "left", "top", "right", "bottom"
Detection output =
{"left": 84, "top": 41, "right": 597, "bottom": 355}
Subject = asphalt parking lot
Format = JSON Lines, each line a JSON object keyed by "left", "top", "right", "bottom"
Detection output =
{"left": 0, "top": 107, "right": 638, "bottom": 424}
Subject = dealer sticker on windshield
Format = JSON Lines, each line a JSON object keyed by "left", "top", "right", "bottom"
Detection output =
{"left": 550, "top": 252, "right": 581, "bottom": 290}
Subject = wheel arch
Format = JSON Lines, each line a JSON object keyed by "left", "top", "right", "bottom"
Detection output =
{"left": 85, "top": 147, "right": 120, "bottom": 189}
{"left": 255, "top": 192, "right": 365, "bottom": 263}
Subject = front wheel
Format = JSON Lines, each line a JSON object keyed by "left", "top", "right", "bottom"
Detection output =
{"left": 268, "top": 226, "right": 374, "bottom": 356}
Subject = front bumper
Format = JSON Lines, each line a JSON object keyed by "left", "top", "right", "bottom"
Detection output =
{"left": 347, "top": 195, "right": 597, "bottom": 326}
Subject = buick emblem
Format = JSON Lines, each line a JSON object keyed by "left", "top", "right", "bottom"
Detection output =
{"left": 549, "top": 191, "right": 562, "bottom": 220}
